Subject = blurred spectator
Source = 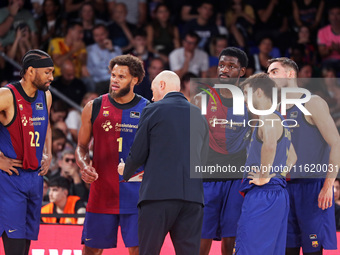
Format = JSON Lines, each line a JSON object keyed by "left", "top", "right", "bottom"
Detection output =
{"left": 169, "top": 32, "right": 209, "bottom": 78}
{"left": 58, "top": 149, "right": 89, "bottom": 201}
{"left": 126, "top": 29, "right": 154, "bottom": 69}
{"left": 207, "top": 35, "right": 228, "bottom": 78}
{"left": 107, "top": 3, "right": 135, "bottom": 53}
{"left": 31, "top": 0, "right": 44, "bottom": 18}
{"left": 0, "top": 0, "right": 38, "bottom": 48}
{"left": 292, "top": 0, "right": 324, "bottom": 32}
{"left": 321, "top": 66, "right": 340, "bottom": 121}
{"left": 51, "top": 60, "right": 87, "bottom": 106}
{"left": 64, "top": 0, "right": 92, "bottom": 20}
{"left": 54, "top": 120, "right": 75, "bottom": 149}
{"left": 297, "top": 62, "right": 313, "bottom": 88}
{"left": 65, "top": 92, "right": 99, "bottom": 143}
{"left": 50, "top": 100, "right": 68, "bottom": 126}
{"left": 288, "top": 26, "right": 318, "bottom": 66}
{"left": 225, "top": 0, "right": 255, "bottom": 47}
{"left": 146, "top": 4, "right": 180, "bottom": 64}
{"left": 317, "top": 3, "right": 340, "bottom": 72}
{"left": 180, "top": 0, "right": 223, "bottom": 23}
{"left": 42, "top": 176, "right": 50, "bottom": 203}
{"left": 246, "top": 37, "right": 274, "bottom": 76}
{"left": 48, "top": 128, "right": 67, "bottom": 180}
{"left": 182, "top": 1, "right": 219, "bottom": 52}
{"left": 107, "top": 0, "right": 147, "bottom": 27}
{"left": 6, "top": 22, "right": 34, "bottom": 80}
{"left": 334, "top": 178, "right": 340, "bottom": 230}
{"left": 75, "top": 2, "right": 106, "bottom": 46}
{"left": 41, "top": 176, "right": 86, "bottom": 224}
{"left": 37, "top": 0, "right": 66, "bottom": 52}
{"left": 0, "top": 43, "right": 8, "bottom": 87}
{"left": 252, "top": 0, "right": 291, "bottom": 54}
{"left": 86, "top": 24, "right": 122, "bottom": 95}
{"left": 48, "top": 21, "right": 89, "bottom": 79}
{"left": 180, "top": 72, "right": 198, "bottom": 102}
{"left": 134, "top": 57, "right": 164, "bottom": 100}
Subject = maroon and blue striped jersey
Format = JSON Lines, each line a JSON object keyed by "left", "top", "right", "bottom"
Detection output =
{"left": 87, "top": 94, "right": 149, "bottom": 214}
{"left": 0, "top": 82, "right": 48, "bottom": 170}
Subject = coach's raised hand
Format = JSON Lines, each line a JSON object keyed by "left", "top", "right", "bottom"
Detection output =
{"left": 117, "top": 158, "right": 125, "bottom": 175}
{"left": 0, "top": 151, "right": 22, "bottom": 175}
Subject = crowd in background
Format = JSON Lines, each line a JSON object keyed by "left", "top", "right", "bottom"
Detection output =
{"left": 0, "top": 0, "right": 340, "bottom": 224}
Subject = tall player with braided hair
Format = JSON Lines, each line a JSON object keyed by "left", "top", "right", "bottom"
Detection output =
{"left": 0, "top": 49, "right": 53, "bottom": 255}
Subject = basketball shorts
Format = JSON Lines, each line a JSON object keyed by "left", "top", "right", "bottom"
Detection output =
{"left": 82, "top": 212, "right": 138, "bottom": 248}
{"left": 286, "top": 180, "right": 337, "bottom": 252}
{"left": 235, "top": 185, "right": 289, "bottom": 255}
{"left": 201, "top": 180, "right": 244, "bottom": 239}
{"left": 0, "top": 169, "right": 43, "bottom": 240}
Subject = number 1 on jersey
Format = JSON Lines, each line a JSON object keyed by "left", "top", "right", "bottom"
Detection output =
{"left": 117, "top": 137, "right": 123, "bottom": 152}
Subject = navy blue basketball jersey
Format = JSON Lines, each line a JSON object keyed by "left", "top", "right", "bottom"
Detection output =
{"left": 286, "top": 103, "right": 330, "bottom": 179}
{"left": 240, "top": 111, "right": 292, "bottom": 193}
{"left": 0, "top": 82, "right": 48, "bottom": 170}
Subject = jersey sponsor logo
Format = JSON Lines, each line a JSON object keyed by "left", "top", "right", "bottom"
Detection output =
{"left": 103, "top": 110, "right": 109, "bottom": 117}
{"left": 8, "top": 229, "right": 17, "bottom": 233}
{"left": 130, "top": 111, "right": 140, "bottom": 119}
{"left": 22, "top": 115, "right": 28, "bottom": 126}
{"left": 19, "top": 104, "right": 23, "bottom": 111}
{"left": 36, "top": 103, "right": 43, "bottom": 110}
{"left": 290, "top": 111, "right": 298, "bottom": 119}
{"left": 210, "top": 105, "right": 217, "bottom": 112}
{"left": 309, "top": 234, "right": 317, "bottom": 240}
{"left": 102, "top": 120, "right": 113, "bottom": 132}
{"left": 312, "top": 241, "right": 318, "bottom": 247}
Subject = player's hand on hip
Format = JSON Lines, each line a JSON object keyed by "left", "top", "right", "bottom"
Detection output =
{"left": 39, "top": 153, "right": 52, "bottom": 176}
{"left": 81, "top": 165, "right": 98, "bottom": 183}
{"left": 318, "top": 186, "right": 333, "bottom": 210}
{"left": 248, "top": 168, "right": 275, "bottom": 186}
{"left": 0, "top": 151, "right": 22, "bottom": 176}
{"left": 117, "top": 158, "right": 125, "bottom": 175}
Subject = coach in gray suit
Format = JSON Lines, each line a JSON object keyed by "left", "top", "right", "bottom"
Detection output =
{"left": 119, "top": 71, "right": 209, "bottom": 255}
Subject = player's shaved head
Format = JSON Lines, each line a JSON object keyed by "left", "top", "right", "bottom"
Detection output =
{"left": 151, "top": 71, "right": 180, "bottom": 101}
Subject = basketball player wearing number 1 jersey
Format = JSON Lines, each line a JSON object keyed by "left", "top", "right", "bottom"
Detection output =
{"left": 76, "top": 55, "right": 149, "bottom": 255}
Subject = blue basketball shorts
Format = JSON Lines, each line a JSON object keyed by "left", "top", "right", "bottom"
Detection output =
{"left": 0, "top": 169, "right": 43, "bottom": 240}
{"left": 201, "top": 180, "right": 244, "bottom": 239}
{"left": 235, "top": 185, "right": 289, "bottom": 255}
{"left": 82, "top": 212, "right": 138, "bottom": 249}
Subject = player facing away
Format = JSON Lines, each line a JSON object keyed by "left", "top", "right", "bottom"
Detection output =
{"left": 194, "top": 47, "right": 250, "bottom": 255}
{"left": 75, "top": 54, "right": 148, "bottom": 255}
{"left": 0, "top": 49, "right": 53, "bottom": 255}
{"left": 267, "top": 57, "right": 340, "bottom": 255}
{"left": 235, "top": 73, "right": 297, "bottom": 255}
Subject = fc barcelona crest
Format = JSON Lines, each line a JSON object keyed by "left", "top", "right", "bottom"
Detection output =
{"left": 103, "top": 110, "right": 109, "bottom": 117}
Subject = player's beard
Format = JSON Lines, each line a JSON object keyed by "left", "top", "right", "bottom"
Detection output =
{"left": 33, "top": 75, "right": 50, "bottom": 92}
{"left": 109, "top": 81, "right": 132, "bottom": 99}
